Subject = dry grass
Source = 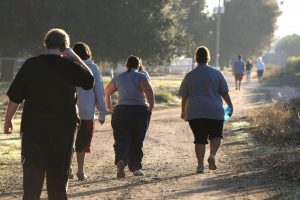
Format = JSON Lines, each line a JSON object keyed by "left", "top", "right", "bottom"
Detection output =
{"left": 248, "top": 101, "right": 300, "bottom": 141}
{"left": 262, "top": 64, "right": 281, "bottom": 80}
{"left": 246, "top": 99, "right": 300, "bottom": 186}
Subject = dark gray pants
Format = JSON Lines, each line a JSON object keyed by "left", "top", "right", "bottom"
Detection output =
{"left": 22, "top": 158, "right": 68, "bottom": 200}
{"left": 111, "top": 105, "right": 151, "bottom": 172}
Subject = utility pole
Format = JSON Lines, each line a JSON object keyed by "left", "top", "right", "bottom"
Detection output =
{"left": 215, "top": 0, "right": 221, "bottom": 68}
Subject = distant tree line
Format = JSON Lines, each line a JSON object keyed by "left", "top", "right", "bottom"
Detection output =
{"left": 275, "top": 34, "right": 300, "bottom": 59}
{"left": 0, "top": 0, "right": 280, "bottom": 80}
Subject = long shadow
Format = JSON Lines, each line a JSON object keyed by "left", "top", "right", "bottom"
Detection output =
{"left": 222, "top": 140, "right": 248, "bottom": 146}
{"left": 165, "top": 142, "right": 287, "bottom": 199}
{"left": 0, "top": 137, "right": 20, "bottom": 141}
{"left": 67, "top": 172, "right": 195, "bottom": 198}
{"left": 174, "top": 129, "right": 299, "bottom": 199}
{"left": 158, "top": 119, "right": 297, "bottom": 199}
{"left": 0, "top": 173, "right": 196, "bottom": 199}
{"left": 167, "top": 171, "right": 277, "bottom": 199}
{"left": 0, "top": 177, "right": 118, "bottom": 198}
{"left": 0, "top": 191, "right": 23, "bottom": 198}
{"left": 69, "top": 177, "right": 118, "bottom": 187}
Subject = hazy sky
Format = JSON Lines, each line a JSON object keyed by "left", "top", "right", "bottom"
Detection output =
{"left": 207, "top": 0, "right": 300, "bottom": 38}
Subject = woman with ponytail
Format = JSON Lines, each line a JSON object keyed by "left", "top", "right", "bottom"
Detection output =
{"left": 105, "top": 55, "right": 154, "bottom": 178}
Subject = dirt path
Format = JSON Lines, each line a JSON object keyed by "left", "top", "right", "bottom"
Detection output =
{"left": 1, "top": 74, "right": 299, "bottom": 200}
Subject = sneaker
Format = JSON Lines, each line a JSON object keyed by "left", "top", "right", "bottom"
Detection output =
{"left": 76, "top": 172, "right": 87, "bottom": 181}
{"left": 196, "top": 165, "right": 204, "bottom": 173}
{"left": 117, "top": 160, "right": 126, "bottom": 178}
{"left": 208, "top": 157, "right": 217, "bottom": 170}
{"left": 133, "top": 169, "right": 145, "bottom": 176}
{"left": 69, "top": 173, "right": 74, "bottom": 179}
{"left": 68, "top": 168, "right": 74, "bottom": 179}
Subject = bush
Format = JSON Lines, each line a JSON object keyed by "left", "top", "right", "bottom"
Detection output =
{"left": 155, "top": 92, "right": 179, "bottom": 104}
{"left": 286, "top": 56, "right": 300, "bottom": 75}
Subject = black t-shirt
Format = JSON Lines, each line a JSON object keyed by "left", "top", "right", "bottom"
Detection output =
{"left": 246, "top": 63, "right": 253, "bottom": 70}
{"left": 7, "top": 54, "right": 94, "bottom": 131}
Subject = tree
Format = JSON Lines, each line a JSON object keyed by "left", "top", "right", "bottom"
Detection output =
{"left": 217, "top": 0, "right": 281, "bottom": 65}
{"left": 0, "top": 0, "right": 188, "bottom": 80}
{"left": 275, "top": 34, "right": 300, "bottom": 58}
{"left": 179, "top": 0, "right": 212, "bottom": 57}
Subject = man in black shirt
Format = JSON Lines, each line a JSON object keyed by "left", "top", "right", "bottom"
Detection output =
{"left": 4, "top": 28, "right": 94, "bottom": 200}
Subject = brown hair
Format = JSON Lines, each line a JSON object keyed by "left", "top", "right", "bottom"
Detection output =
{"left": 126, "top": 55, "right": 140, "bottom": 72}
{"left": 73, "top": 42, "right": 92, "bottom": 60}
{"left": 195, "top": 46, "right": 210, "bottom": 64}
{"left": 44, "top": 28, "right": 70, "bottom": 51}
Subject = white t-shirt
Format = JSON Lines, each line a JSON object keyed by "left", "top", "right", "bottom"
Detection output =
{"left": 256, "top": 60, "right": 265, "bottom": 71}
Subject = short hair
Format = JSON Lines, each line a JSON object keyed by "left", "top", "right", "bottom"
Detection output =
{"left": 126, "top": 55, "right": 140, "bottom": 72}
{"left": 195, "top": 46, "right": 210, "bottom": 64}
{"left": 73, "top": 42, "right": 92, "bottom": 60}
{"left": 44, "top": 28, "right": 70, "bottom": 50}
{"left": 238, "top": 55, "right": 242, "bottom": 59}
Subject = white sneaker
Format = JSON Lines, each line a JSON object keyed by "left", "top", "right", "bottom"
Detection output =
{"left": 133, "top": 169, "right": 145, "bottom": 176}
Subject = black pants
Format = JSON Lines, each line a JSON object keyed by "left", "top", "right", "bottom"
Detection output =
{"left": 21, "top": 118, "right": 78, "bottom": 200}
{"left": 111, "top": 105, "right": 151, "bottom": 172}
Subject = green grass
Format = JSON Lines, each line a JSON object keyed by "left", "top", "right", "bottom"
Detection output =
{"left": 103, "top": 74, "right": 184, "bottom": 106}
{"left": 102, "top": 76, "right": 111, "bottom": 87}
{"left": 0, "top": 116, "right": 21, "bottom": 165}
{"left": 0, "top": 82, "right": 10, "bottom": 93}
{"left": 155, "top": 92, "right": 179, "bottom": 104}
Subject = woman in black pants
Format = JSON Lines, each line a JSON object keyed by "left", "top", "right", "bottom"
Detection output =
{"left": 105, "top": 55, "right": 154, "bottom": 178}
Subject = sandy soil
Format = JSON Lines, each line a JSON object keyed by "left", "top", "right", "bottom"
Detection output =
{"left": 1, "top": 74, "right": 299, "bottom": 200}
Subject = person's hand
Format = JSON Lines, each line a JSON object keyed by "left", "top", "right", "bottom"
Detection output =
{"left": 61, "top": 48, "right": 78, "bottom": 61}
{"left": 98, "top": 114, "right": 105, "bottom": 125}
{"left": 181, "top": 111, "right": 186, "bottom": 120}
{"left": 4, "top": 120, "right": 13, "bottom": 134}
{"left": 146, "top": 105, "right": 153, "bottom": 112}
{"left": 228, "top": 106, "right": 233, "bottom": 117}
{"left": 107, "top": 105, "right": 115, "bottom": 113}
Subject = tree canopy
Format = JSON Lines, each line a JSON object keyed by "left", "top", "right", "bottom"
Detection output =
{"left": 275, "top": 34, "right": 300, "bottom": 58}
{"left": 218, "top": 0, "right": 280, "bottom": 65}
{"left": 0, "top": 0, "right": 188, "bottom": 64}
{"left": 0, "top": 0, "right": 281, "bottom": 80}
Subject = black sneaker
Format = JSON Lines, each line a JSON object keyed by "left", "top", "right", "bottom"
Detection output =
{"left": 117, "top": 160, "right": 126, "bottom": 178}
{"left": 69, "top": 168, "right": 74, "bottom": 179}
